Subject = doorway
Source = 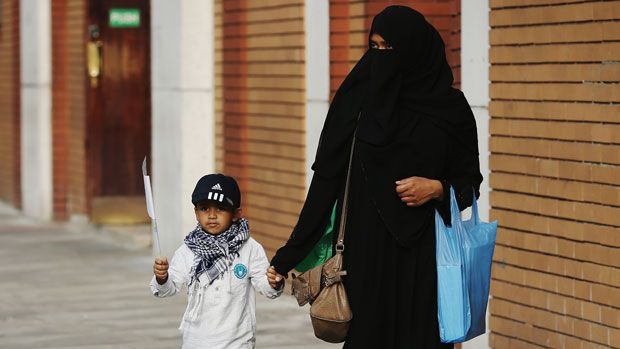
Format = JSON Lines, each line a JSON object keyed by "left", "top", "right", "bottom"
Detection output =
{"left": 86, "top": 0, "right": 151, "bottom": 224}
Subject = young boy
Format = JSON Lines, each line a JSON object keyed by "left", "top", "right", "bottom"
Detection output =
{"left": 150, "top": 173, "right": 282, "bottom": 349}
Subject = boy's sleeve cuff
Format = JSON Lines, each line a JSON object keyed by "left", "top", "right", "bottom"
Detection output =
{"left": 150, "top": 276, "right": 172, "bottom": 296}
{"left": 272, "top": 283, "right": 284, "bottom": 297}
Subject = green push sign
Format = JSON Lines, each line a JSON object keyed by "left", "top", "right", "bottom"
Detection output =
{"left": 109, "top": 8, "right": 141, "bottom": 28}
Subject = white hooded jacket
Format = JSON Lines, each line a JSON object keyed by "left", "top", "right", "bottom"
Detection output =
{"left": 150, "top": 237, "right": 282, "bottom": 349}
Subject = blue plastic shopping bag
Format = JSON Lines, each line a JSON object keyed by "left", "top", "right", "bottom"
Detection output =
{"left": 435, "top": 187, "right": 498, "bottom": 343}
{"left": 461, "top": 194, "right": 498, "bottom": 340}
{"left": 435, "top": 188, "right": 470, "bottom": 342}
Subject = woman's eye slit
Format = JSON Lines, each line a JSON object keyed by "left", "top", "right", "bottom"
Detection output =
{"left": 369, "top": 40, "right": 392, "bottom": 50}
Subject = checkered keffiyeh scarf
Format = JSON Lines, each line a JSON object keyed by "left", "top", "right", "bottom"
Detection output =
{"left": 184, "top": 218, "right": 250, "bottom": 286}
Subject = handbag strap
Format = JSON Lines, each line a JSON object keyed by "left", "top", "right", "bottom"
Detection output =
{"left": 335, "top": 114, "right": 359, "bottom": 252}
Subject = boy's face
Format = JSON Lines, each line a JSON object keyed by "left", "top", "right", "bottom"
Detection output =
{"left": 194, "top": 201, "right": 241, "bottom": 235}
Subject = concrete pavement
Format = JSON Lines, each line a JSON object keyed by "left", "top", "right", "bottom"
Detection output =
{"left": 0, "top": 204, "right": 340, "bottom": 349}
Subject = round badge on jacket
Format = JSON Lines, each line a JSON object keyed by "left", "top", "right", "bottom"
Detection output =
{"left": 233, "top": 263, "right": 248, "bottom": 279}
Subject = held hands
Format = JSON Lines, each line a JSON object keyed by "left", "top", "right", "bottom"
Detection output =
{"left": 154, "top": 259, "right": 284, "bottom": 289}
{"left": 267, "top": 266, "right": 286, "bottom": 290}
{"left": 395, "top": 176, "right": 443, "bottom": 207}
{"left": 153, "top": 257, "right": 169, "bottom": 285}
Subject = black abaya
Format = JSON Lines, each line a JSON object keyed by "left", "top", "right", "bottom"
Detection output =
{"left": 271, "top": 5, "right": 482, "bottom": 348}
{"left": 271, "top": 117, "right": 478, "bottom": 348}
{"left": 343, "top": 149, "right": 452, "bottom": 349}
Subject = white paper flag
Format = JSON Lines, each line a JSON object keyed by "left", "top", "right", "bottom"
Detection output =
{"left": 142, "top": 157, "right": 161, "bottom": 255}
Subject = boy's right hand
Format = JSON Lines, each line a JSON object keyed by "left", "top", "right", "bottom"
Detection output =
{"left": 153, "top": 257, "right": 169, "bottom": 285}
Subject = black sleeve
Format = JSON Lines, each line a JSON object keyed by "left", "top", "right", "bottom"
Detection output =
{"left": 434, "top": 139, "right": 483, "bottom": 224}
{"left": 270, "top": 172, "right": 342, "bottom": 275}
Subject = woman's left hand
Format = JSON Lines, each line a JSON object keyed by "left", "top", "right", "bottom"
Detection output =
{"left": 267, "top": 266, "right": 286, "bottom": 290}
{"left": 395, "top": 176, "right": 443, "bottom": 207}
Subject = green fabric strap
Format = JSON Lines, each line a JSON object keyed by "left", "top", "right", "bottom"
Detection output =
{"left": 294, "top": 201, "right": 338, "bottom": 272}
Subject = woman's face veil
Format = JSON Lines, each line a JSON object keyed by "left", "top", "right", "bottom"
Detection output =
{"left": 368, "top": 6, "right": 454, "bottom": 101}
{"left": 369, "top": 6, "right": 427, "bottom": 69}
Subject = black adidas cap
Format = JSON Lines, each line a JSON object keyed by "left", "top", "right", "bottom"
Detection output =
{"left": 191, "top": 173, "right": 241, "bottom": 209}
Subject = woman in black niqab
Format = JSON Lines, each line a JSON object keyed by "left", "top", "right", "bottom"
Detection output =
{"left": 271, "top": 5, "right": 482, "bottom": 348}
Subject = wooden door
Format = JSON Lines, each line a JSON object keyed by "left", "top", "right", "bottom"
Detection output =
{"left": 87, "top": 0, "right": 150, "bottom": 224}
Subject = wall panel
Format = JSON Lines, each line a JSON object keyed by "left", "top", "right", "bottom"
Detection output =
{"left": 489, "top": 1, "right": 620, "bottom": 347}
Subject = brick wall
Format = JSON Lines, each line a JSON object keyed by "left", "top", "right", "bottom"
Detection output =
{"left": 52, "top": 0, "right": 87, "bottom": 219}
{"left": 489, "top": 1, "right": 620, "bottom": 347}
{"left": 0, "top": 0, "right": 20, "bottom": 208}
{"left": 216, "top": 0, "right": 306, "bottom": 255}
{"left": 329, "top": 1, "right": 356, "bottom": 98}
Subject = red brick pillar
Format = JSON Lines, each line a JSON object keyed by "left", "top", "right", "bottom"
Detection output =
{"left": 329, "top": 0, "right": 350, "bottom": 99}
{"left": 222, "top": 0, "right": 249, "bottom": 202}
{"left": 51, "top": 0, "right": 70, "bottom": 220}
{"left": 0, "top": 0, "right": 21, "bottom": 208}
{"left": 51, "top": 0, "right": 87, "bottom": 220}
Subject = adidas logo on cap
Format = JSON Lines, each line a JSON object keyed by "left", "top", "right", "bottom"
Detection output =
{"left": 211, "top": 183, "right": 223, "bottom": 191}
{"left": 207, "top": 191, "right": 225, "bottom": 202}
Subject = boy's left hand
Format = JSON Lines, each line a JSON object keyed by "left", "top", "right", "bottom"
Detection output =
{"left": 267, "top": 266, "right": 285, "bottom": 290}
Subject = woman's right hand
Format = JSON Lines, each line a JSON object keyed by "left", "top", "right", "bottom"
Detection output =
{"left": 395, "top": 176, "right": 443, "bottom": 206}
{"left": 267, "top": 266, "right": 286, "bottom": 289}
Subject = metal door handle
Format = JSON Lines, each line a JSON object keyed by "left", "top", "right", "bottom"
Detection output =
{"left": 87, "top": 41, "right": 102, "bottom": 87}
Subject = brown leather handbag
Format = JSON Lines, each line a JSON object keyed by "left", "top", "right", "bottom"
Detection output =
{"left": 291, "top": 130, "right": 356, "bottom": 343}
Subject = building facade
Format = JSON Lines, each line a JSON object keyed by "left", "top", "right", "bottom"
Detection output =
{"left": 488, "top": 1, "right": 620, "bottom": 347}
